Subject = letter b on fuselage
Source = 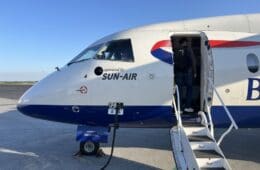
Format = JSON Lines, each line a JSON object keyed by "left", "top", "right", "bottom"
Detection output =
{"left": 247, "top": 78, "right": 260, "bottom": 100}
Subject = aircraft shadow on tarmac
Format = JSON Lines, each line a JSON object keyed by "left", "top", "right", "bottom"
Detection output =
{"left": 0, "top": 110, "right": 170, "bottom": 170}
{"left": 215, "top": 129, "right": 260, "bottom": 164}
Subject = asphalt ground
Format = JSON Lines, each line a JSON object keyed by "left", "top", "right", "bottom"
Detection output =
{"left": 0, "top": 85, "right": 259, "bottom": 170}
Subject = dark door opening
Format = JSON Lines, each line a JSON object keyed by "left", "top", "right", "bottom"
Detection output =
{"left": 171, "top": 35, "right": 202, "bottom": 113}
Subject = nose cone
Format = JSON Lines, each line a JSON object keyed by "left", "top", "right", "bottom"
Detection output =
{"left": 16, "top": 80, "right": 80, "bottom": 124}
{"left": 16, "top": 67, "right": 83, "bottom": 124}
{"left": 17, "top": 83, "right": 42, "bottom": 117}
{"left": 16, "top": 69, "right": 69, "bottom": 118}
{"left": 17, "top": 101, "right": 25, "bottom": 114}
{"left": 16, "top": 77, "right": 63, "bottom": 121}
{"left": 16, "top": 62, "right": 95, "bottom": 125}
{"left": 16, "top": 103, "right": 31, "bottom": 117}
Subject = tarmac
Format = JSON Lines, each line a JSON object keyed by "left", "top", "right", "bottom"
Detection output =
{"left": 0, "top": 85, "right": 260, "bottom": 170}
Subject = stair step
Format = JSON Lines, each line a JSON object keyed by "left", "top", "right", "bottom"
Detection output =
{"left": 201, "top": 168, "right": 226, "bottom": 170}
{"left": 194, "top": 150, "right": 223, "bottom": 159}
{"left": 181, "top": 111, "right": 199, "bottom": 115}
{"left": 183, "top": 121, "right": 203, "bottom": 127}
{"left": 184, "top": 127, "right": 208, "bottom": 136}
{"left": 188, "top": 135, "right": 214, "bottom": 142}
{"left": 197, "top": 158, "right": 227, "bottom": 169}
{"left": 170, "top": 123, "right": 230, "bottom": 169}
{"left": 190, "top": 141, "right": 216, "bottom": 150}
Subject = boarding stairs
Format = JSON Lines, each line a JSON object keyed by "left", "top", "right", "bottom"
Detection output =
{"left": 171, "top": 81, "right": 238, "bottom": 170}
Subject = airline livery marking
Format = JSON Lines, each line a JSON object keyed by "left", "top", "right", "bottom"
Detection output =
{"left": 151, "top": 39, "right": 260, "bottom": 64}
{"left": 209, "top": 40, "right": 260, "bottom": 48}
{"left": 247, "top": 78, "right": 260, "bottom": 100}
{"left": 102, "top": 73, "right": 137, "bottom": 80}
{"left": 151, "top": 40, "right": 173, "bottom": 65}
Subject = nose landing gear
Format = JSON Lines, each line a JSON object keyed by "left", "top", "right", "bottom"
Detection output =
{"left": 75, "top": 102, "right": 123, "bottom": 170}
{"left": 80, "top": 141, "right": 100, "bottom": 155}
{"left": 75, "top": 125, "right": 108, "bottom": 156}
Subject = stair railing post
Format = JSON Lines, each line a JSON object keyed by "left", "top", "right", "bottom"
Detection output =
{"left": 208, "top": 79, "right": 238, "bottom": 146}
{"left": 175, "top": 85, "right": 182, "bottom": 127}
{"left": 173, "top": 85, "right": 183, "bottom": 152}
{"left": 205, "top": 98, "right": 214, "bottom": 138}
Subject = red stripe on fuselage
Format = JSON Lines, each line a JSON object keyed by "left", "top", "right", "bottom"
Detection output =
{"left": 151, "top": 40, "right": 172, "bottom": 51}
{"left": 209, "top": 40, "right": 260, "bottom": 48}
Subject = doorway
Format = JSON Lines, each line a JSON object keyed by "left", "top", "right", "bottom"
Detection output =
{"left": 171, "top": 32, "right": 213, "bottom": 113}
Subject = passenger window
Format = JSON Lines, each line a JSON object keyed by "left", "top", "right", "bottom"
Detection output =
{"left": 95, "top": 39, "right": 134, "bottom": 62}
{"left": 247, "top": 53, "right": 259, "bottom": 73}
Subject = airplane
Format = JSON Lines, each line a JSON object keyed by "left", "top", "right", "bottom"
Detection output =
{"left": 17, "top": 14, "right": 260, "bottom": 169}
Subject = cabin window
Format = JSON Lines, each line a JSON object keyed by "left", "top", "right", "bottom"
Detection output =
{"left": 247, "top": 53, "right": 259, "bottom": 73}
{"left": 94, "top": 39, "right": 134, "bottom": 62}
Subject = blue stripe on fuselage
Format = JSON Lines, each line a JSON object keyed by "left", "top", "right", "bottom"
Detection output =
{"left": 151, "top": 49, "right": 173, "bottom": 65}
{"left": 17, "top": 105, "right": 174, "bottom": 127}
{"left": 17, "top": 105, "right": 260, "bottom": 128}
{"left": 211, "top": 106, "right": 260, "bottom": 128}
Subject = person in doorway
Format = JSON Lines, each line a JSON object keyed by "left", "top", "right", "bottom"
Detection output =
{"left": 174, "top": 38, "right": 197, "bottom": 113}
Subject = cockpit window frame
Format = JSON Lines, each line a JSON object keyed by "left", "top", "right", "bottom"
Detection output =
{"left": 67, "top": 39, "right": 135, "bottom": 66}
{"left": 93, "top": 39, "right": 135, "bottom": 62}
{"left": 67, "top": 43, "right": 104, "bottom": 66}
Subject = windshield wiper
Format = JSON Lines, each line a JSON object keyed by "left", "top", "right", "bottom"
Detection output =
{"left": 67, "top": 58, "right": 91, "bottom": 66}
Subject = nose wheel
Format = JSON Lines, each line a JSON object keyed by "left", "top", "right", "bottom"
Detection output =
{"left": 76, "top": 125, "right": 108, "bottom": 156}
{"left": 80, "top": 141, "right": 100, "bottom": 155}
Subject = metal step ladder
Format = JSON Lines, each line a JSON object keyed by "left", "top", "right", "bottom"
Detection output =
{"left": 171, "top": 83, "right": 238, "bottom": 170}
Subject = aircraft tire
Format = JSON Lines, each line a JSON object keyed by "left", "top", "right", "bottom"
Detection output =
{"left": 80, "top": 141, "right": 100, "bottom": 155}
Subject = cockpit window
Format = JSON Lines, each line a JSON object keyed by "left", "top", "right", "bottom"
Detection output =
{"left": 94, "top": 39, "right": 134, "bottom": 62}
{"left": 68, "top": 39, "right": 134, "bottom": 65}
{"left": 67, "top": 44, "right": 103, "bottom": 65}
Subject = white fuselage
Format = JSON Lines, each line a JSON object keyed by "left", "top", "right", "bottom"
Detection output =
{"left": 17, "top": 14, "right": 260, "bottom": 128}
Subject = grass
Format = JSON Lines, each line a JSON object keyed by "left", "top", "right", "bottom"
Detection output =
{"left": 0, "top": 81, "right": 36, "bottom": 85}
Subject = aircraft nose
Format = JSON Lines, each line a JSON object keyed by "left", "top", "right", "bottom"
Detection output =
{"left": 16, "top": 78, "right": 54, "bottom": 117}
{"left": 17, "top": 103, "right": 29, "bottom": 116}
{"left": 16, "top": 83, "right": 80, "bottom": 124}
{"left": 17, "top": 86, "right": 37, "bottom": 116}
{"left": 16, "top": 83, "right": 55, "bottom": 119}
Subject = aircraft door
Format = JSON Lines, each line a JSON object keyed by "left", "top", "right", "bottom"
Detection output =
{"left": 200, "top": 32, "right": 214, "bottom": 110}
{"left": 170, "top": 32, "right": 214, "bottom": 111}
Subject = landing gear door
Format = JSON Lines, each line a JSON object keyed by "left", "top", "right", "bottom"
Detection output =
{"left": 200, "top": 32, "right": 214, "bottom": 110}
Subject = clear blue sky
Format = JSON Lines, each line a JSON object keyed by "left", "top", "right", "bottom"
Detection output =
{"left": 1, "top": 0, "right": 260, "bottom": 81}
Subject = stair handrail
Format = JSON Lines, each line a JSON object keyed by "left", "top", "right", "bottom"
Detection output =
{"left": 172, "top": 84, "right": 185, "bottom": 156}
{"left": 207, "top": 79, "right": 238, "bottom": 145}
{"left": 204, "top": 97, "right": 215, "bottom": 138}
{"left": 173, "top": 85, "right": 182, "bottom": 128}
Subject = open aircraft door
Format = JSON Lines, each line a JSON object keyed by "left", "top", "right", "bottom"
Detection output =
{"left": 170, "top": 31, "right": 214, "bottom": 111}
{"left": 200, "top": 32, "right": 214, "bottom": 111}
